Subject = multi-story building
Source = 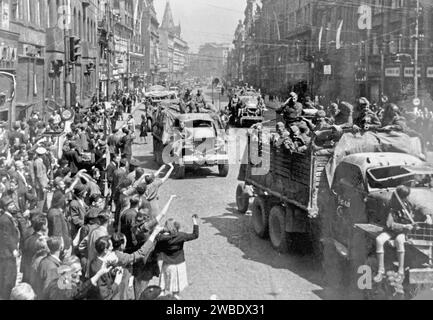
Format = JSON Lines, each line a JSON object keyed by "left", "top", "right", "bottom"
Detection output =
{"left": 190, "top": 43, "right": 230, "bottom": 80}
{"left": 142, "top": 0, "right": 160, "bottom": 85}
{"left": 159, "top": 1, "right": 188, "bottom": 85}
{"left": 0, "top": 0, "right": 46, "bottom": 122}
{"left": 112, "top": 0, "right": 134, "bottom": 91}
{"left": 129, "top": 0, "right": 146, "bottom": 90}
{"left": 228, "top": 20, "right": 245, "bottom": 85}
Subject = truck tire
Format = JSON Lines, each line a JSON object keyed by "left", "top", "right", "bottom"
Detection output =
{"left": 268, "top": 206, "right": 290, "bottom": 253}
{"left": 251, "top": 196, "right": 269, "bottom": 238}
{"left": 218, "top": 164, "right": 229, "bottom": 177}
{"left": 236, "top": 183, "right": 250, "bottom": 214}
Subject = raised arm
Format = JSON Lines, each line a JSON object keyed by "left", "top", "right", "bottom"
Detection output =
{"left": 160, "top": 163, "right": 175, "bottom": 184}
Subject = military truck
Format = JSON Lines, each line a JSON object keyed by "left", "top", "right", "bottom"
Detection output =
{"left": 229, "top": 90, "right": 264, "bottom": 127}
{"left": 153, "top": 104, "right": 230, "bottom": 179}
{"left": 237, "top": 128, "right": 433, "bottom": 299}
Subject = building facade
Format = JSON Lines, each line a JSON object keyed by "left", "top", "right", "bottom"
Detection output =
{"left": 159, "top": 1, "right": 188, "bottom": 85}
{"left": 229, "top": 0, "right": 433, "bottom": 107}
{"left": 190, "top": 43, "right": 230, "bottom": 80}
{"left": 142, "top": 0, "right": 160, "bottom": 85}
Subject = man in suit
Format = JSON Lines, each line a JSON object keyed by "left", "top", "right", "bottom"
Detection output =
{"left": 13, "top": 160, "right": 33, "bottom": 212}
{"left": 47, "top": 193, "right": 71, "bottom": 258}
{"left": 119, "top": 128, "right": 134, "bottom": 163}
{"left": 0, "top": 197, "right": 20, "bottom": 300}
{"left": 120, "top": 196, "right": 140, "bottom": 254}
{"left": 34, "top": 147, "right": 49, "bottom": 211}
{"left": 63, "top": 142, "right": 82, "bottom": 176}
{"left": 21, "top": 214, "right": 48, "bottom": 284}
{"left": 36, "top": 236, "right": 63, "bottom": 299}
{"left": 68, "top": 184, "right": 89, "bottom": 240}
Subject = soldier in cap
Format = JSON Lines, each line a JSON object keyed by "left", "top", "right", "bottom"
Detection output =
{"left": 354, "top": 97, "right": 382, "bottom": 131}
{"left": 380, "top": 103, "right": 410, "bottom": 133}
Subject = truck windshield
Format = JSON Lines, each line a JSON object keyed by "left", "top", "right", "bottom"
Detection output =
{"left": 367, "top": 166, "right": 433, "bottom": 189}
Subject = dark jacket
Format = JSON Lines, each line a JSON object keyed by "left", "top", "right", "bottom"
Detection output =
{"left": 0, "top": 212, "right": 20, "bottom": 259}
{"left": 68, "top": 199, "right": 88, "bottom": 239}
{"left": 47, "top": 208, "right": 71, "bottom": 250}
{"left": 36, "top": 254, "right": 62, "bottom": 299}
{"left": 88, "top": 258, "right": 119, "bottom": 300}
{"left": 120, "top": 208, "right": 138, "bottom": 252}
{"left": 21, "top": 231, "right": 44, "bottom": 283}
{"left": 156, "top": 225, "right": 199, "bottom": 265}
{"left": 44, "top": 277, "right": 95, "bottom": 300}
{"left": 63, "top": 150, "right": 81, "bottom": 175}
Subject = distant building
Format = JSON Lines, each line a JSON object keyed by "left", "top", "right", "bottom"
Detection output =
{"left": 159, "top": 1, "right": 188, "bottom": 84}
{"left": 190, "top": 43, "right": 230, "bottom": 80}
{"left": 142, "top": 0, "right": 160, "bottom": 85}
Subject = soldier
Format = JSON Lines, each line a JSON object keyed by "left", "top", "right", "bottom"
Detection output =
{"left": 193, "top": 90, "right": 206, "bottom": 113}
{"left": 380, "top": 103, "right": 408, "bottom": 133}
{"left": 374, "top": 186, "right": 432, "bottom": 288}
{"left": 354, "top": 97, "right": 382, "bottom": 131}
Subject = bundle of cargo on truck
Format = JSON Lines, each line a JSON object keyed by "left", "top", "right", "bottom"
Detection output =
{"left": 238, "top": 129, "right": 425, "bottom": 218}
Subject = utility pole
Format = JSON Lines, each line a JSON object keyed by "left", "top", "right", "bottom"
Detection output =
{"left": 414, "top": 0, "right": 420, "bottom": 102}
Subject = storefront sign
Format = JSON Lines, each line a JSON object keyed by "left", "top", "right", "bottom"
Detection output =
{"left": 404, "top": 67, "right": 421, "bottom": 78}
{"left": 385, "top": 67, "right": 400, "bottom": 77}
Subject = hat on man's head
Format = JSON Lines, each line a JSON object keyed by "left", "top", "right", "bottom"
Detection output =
{"left": 359, "top": 97, "right": 370, "bottom": 106}
{"left": 15, "top": 161, "right": 24, "bottom": 169}
{"left": 74, "top": 184, "right": 87, "bottom": 197}
{"left": 35, "top": 147, "right": 47, "bottom": 155}
{"left": 0, "top": 196, "right": 14, "bottom": 209}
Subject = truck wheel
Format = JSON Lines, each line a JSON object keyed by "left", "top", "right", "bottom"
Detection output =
{"left": 251, "top": 196, "right": 269, "bottom": 238}
{"left": 268, "top": 206, "right": 290, "bottom": 253}
{"left": 218, "top": 164, "right": 229, "bottom": 177}
{"left": 174, "top": 165, "right": 186, "bottom": 179}
{"left": 236, "top": 184, "right": 250, "bottom": 214}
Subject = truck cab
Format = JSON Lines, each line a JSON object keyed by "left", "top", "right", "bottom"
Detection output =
{"left": 326, "top": 152, "right": 433, "bottom": 298}
{"left": 153, "top": 108, "right": 230, "bottom": 179}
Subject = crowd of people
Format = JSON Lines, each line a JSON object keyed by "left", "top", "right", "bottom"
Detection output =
{"left": 0, "top": 89, "right": 200, "bottom": 300}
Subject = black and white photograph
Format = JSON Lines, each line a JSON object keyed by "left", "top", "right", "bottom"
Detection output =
{"left": 0, "top": 0, "right": 433, "bottom": 305}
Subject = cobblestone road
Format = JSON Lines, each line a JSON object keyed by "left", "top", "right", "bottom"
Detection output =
{"left": 130, "top": 96, "right": 335, "bottom": 300}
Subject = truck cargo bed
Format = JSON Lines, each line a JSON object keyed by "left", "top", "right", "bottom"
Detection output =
{"left": 244, "top": 139, "right": 331, "bottom": 216}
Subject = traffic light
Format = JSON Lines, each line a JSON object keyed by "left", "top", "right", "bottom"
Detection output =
{"left": 70, "top": 36, "right": 81, "bottom": 63}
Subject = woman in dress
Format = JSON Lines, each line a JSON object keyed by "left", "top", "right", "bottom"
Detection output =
{"left": 140, "top": 114, "right": 148, "bottom": 144}
{"left": 156, "top": 214, "right": 199, "bottom": 299}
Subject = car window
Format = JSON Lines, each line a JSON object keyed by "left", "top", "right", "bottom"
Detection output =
{"left": 333, "top": 163, "right": 366, "bottom": 192}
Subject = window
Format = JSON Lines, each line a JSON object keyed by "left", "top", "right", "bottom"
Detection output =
{"left": 333, "top": 163, "right": 366, "bottom": 192}
{"left": 11, "top": 0, "right": 18, "bottom": 20}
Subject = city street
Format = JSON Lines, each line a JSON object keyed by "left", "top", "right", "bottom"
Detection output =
{"left": 130, "top": 94, "right": 329, "bottom": 301}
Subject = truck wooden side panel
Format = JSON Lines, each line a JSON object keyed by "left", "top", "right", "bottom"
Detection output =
{"left": 244, "top": 138, "right": 331, "bottom": 216}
